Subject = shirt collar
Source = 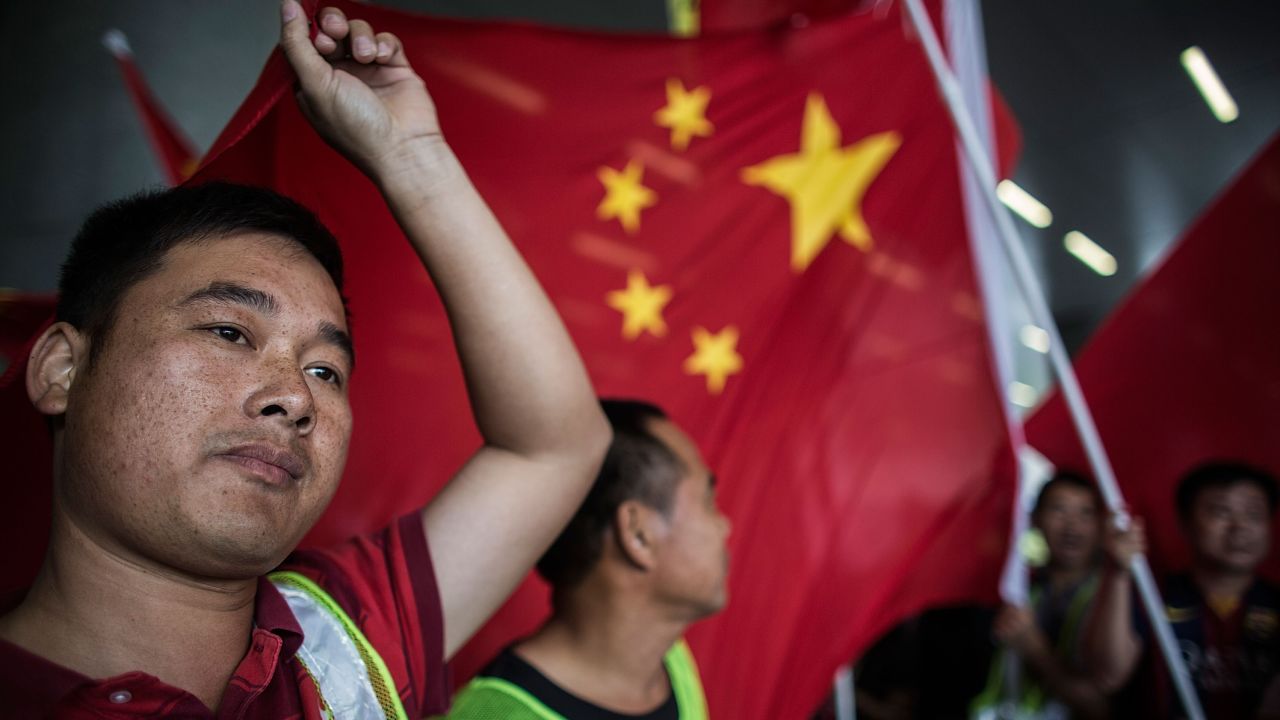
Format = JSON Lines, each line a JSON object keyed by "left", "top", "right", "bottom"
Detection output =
{"left": 254, "top": 576, "right": 304, "bottom": 659}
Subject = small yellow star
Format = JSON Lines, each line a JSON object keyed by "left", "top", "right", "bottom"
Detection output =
{"left": 606, "top": 270, "right": 673, "bottom": 340}
{"left": 653, "top": 78, "right": 714, "bottom": 151}
{"left": 683, "top": 325, "right": 744, "bottom": 395}
{"left": 597, "top": 160, "right": 657, "bottom": 235}
{"left": 741, "top": 92, "right": 901, "bottom": 272}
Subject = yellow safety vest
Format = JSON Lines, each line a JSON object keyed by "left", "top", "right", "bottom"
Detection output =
{"left": 445, "top": 639, "right": 709, "bottom": 720}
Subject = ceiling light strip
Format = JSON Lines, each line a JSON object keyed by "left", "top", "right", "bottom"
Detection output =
{"left": 1064, "top": 231, "right": 1117, "bottom": 276}
{"left": 1180, "top": 46, "right": 1238, "bottom": 123}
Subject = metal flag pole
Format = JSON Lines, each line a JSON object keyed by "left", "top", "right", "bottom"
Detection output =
{"left": 898, "top": 1, "right": 1205, "bottom": 718}
{"left": 941, "top": 3, "right": 1033, "bottom": 711}
{"left": 834, "top": 664, "right": 857, "bottom": 720}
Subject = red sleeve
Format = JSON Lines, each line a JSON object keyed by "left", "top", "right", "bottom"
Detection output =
{"left": 279, "top": 513, "right": 451, "bottom": 716}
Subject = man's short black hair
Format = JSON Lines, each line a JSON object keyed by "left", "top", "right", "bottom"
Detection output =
{"left": 1032, "top": 470, "right": 1101, "bottom": 520}
{"left": 536, "top": 399, "right": 684, "bottom": 590}
{"left": 58, "top": 181, "right": 346, "bottom": 364}
{"left": 1176, "top": 461, "right": 1279, "bottom": 522}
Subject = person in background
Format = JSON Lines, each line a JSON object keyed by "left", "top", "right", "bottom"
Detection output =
{"left": 973, "top": 472, "right": 1110, "bottom": 719}
{"left": 445, "top": 400, "right": 730, "bottom": 720}
{"left": 1083, "top": 461, "right": 1280, "bottom": 719}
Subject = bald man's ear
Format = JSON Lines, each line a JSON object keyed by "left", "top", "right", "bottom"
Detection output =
{"left": 614, "top": 500, "right": 663, "bottom": 572}
{"left": 27, "top": 322, "right": 88, "bottom": 416}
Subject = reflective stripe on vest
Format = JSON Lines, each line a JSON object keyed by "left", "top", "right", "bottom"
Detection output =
{"left": 269, "top": 571, "right": 410, "bottom": 720}
{"left": 667, "top": 639, "right": 709, "bottom": 720}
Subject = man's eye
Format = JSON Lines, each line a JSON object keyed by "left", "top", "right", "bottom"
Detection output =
{"left": 210, "top": 326, "right": 247, "bottom": 344}
{"left": 307, "top": 366, "right": 342, "bottom": 386}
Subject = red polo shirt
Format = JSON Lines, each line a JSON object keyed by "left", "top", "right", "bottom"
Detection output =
{"left": 0, "top": 513, "right": 450, "bottom": 718}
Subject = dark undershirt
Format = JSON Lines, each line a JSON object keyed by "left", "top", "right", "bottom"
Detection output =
{"left": 482, "top": 647, "right": 679, "bottom": 720}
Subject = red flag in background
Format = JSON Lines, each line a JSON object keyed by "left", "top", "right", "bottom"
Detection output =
{"left": 195, "top": 1, "right": 1018, "bottom": 716}
{"left": 102, "top": 30, "right": 201, "bottom": 185}
{"left": 0, "top": 294, "right": 54, "bottom": 386}
{"left": 693, "top": 0, "right": 861, "bottom": 33}
{"left": 1026, "top": 135, "right": 1280, "bottom": 580}
{"left": 0, "top": 293, "right": 56, "bottom": 591}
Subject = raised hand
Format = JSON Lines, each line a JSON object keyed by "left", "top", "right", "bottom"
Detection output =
{"left": 1103, "top": 514, "right": 1146, "bottom": 572}
{"left": 993, "top": 604, "right": 1050, "bottom": 658}
{"left": 279, "top": 1, "right": 443, "bottom": 181}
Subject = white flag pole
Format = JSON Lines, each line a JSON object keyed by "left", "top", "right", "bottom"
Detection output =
{"left": 942, "top": 0, "right": 1030, "bottom": 610}
{"left": 833, "top": 664, "right": 857, "bottom": 720}
{"left": 944, "top": 0, "right": 1029, "bottom": 707}
{"left": 899, "top": 1, "right": 1204, "bottom": 718}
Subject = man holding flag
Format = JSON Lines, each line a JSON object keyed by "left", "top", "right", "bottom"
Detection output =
{"left": 0, "top": 2, "right": 609, "bottom": 716}
{"left": 1085, "top": 462, "right": 1280, "bottom": 718}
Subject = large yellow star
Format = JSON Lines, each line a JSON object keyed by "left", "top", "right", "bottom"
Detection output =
{"left": 606, "top": 270, "right": 673, "bottom": 340}
{"left": 741, "top": 93, "right": 901, "bottom": 272}
{"left": 653, "top": 78, "right": 714, "bottom": 151}
{"left": 597, "top": 160, "right": 657, "bottom": 235}
{"left": 683, "top": 325, "right": 743, "bottom": 395}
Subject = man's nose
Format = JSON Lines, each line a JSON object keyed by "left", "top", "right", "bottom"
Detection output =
{"left": 245, "top": 356, "right": 316, "bottom": 433}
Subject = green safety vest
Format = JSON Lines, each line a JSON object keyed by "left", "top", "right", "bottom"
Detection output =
{"left": 269, "top": 570, "right": 410, "bottom": 720}
{"left": 970, "top": 574, "right": 1099, "bottom": 720}
{"left": 444, "top": 639, "right": 709, "bottom": 720}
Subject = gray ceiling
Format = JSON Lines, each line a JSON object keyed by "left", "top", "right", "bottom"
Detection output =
{"left": 1, "top": 0, "right": 1276, "bottom": 355}
{"left": 982, "top": 0, "right": 1280, "bottom": 350}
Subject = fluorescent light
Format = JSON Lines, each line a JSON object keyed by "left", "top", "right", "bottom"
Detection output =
{"left": 996, "top": 180, "right": 1053, "bottom": 228}
{"left": 1064, "top": 231, "right": 1117, "bottom": 276}
{"left": 1180, "top": 46, "right": 1238, "bottom": 123}
{"left": 1009, "top": 381, "right": 1038, "bottom": 408}
{"left": 1019, "top": 324, "right": 1050, "bottom": 354}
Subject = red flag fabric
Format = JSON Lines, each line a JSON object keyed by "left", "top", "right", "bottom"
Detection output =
{"left": 1025, "top": 134, "right": 1280, "bottom": 581}
{"left": 695, "top": 0, "right": 861, "bottom": 33}
{"left": 103, "top": 30, "right": 201, "bottom": 185}
{"left": 193, "top": 3, "right": 1019, "bottom": 715}
{"left": 0, "top": 293, "right": 54, "bottom": 387}
{"left": 0, "top": 293, "right": 56, "bottom": 591}
{"left": 2, "top": 3, "right": 1017, "bottom": 717}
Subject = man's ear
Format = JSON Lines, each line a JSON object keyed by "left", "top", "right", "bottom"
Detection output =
{"left": 26, "top": 322, "right": 88, "bottom": 416}
{"left": 613, "top": 500, "right": 664, "bottom": 572}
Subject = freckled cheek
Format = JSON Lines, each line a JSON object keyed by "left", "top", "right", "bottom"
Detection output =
{"left": 311, "top": 400, "right": 354, "bottom": 483}
{"left": 120, "top": 345, "right": 255, "bottom": 451}
{"left": 144, "top": 352, "right": 248, "bottom": 424}
{"left": 66, "top": 344, "right": 206, "bottom": 505}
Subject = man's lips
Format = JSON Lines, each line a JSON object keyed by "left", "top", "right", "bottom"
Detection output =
{"left": 215, "top": 444, "right": 306, "bottom": 485}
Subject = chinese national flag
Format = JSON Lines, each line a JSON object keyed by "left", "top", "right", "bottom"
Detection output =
{"left": 1, "top": 1, "right": 1018, "bottom": 716}
{"left": 1026, "top": 135, "right": 1280, "bottom": 581}
{"left": 198, "top": 1, "right": 1020, "bottom": 715}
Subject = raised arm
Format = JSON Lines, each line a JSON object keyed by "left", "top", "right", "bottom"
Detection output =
{"left": 279, "top": 1, "right": 610, "bottom": 658}
{"left": 1081, "top": 516, "right": 1147, "bottom": 692}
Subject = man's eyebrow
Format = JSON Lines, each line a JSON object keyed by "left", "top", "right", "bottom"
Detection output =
{"left": 179, "top": 282, "right": 354, "bottom": 367}
{"left": 319, "top": 320, "right": 356, "bottom": 369}
{"left": 178, "top": 282, "right": 279, "bottom": 316}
